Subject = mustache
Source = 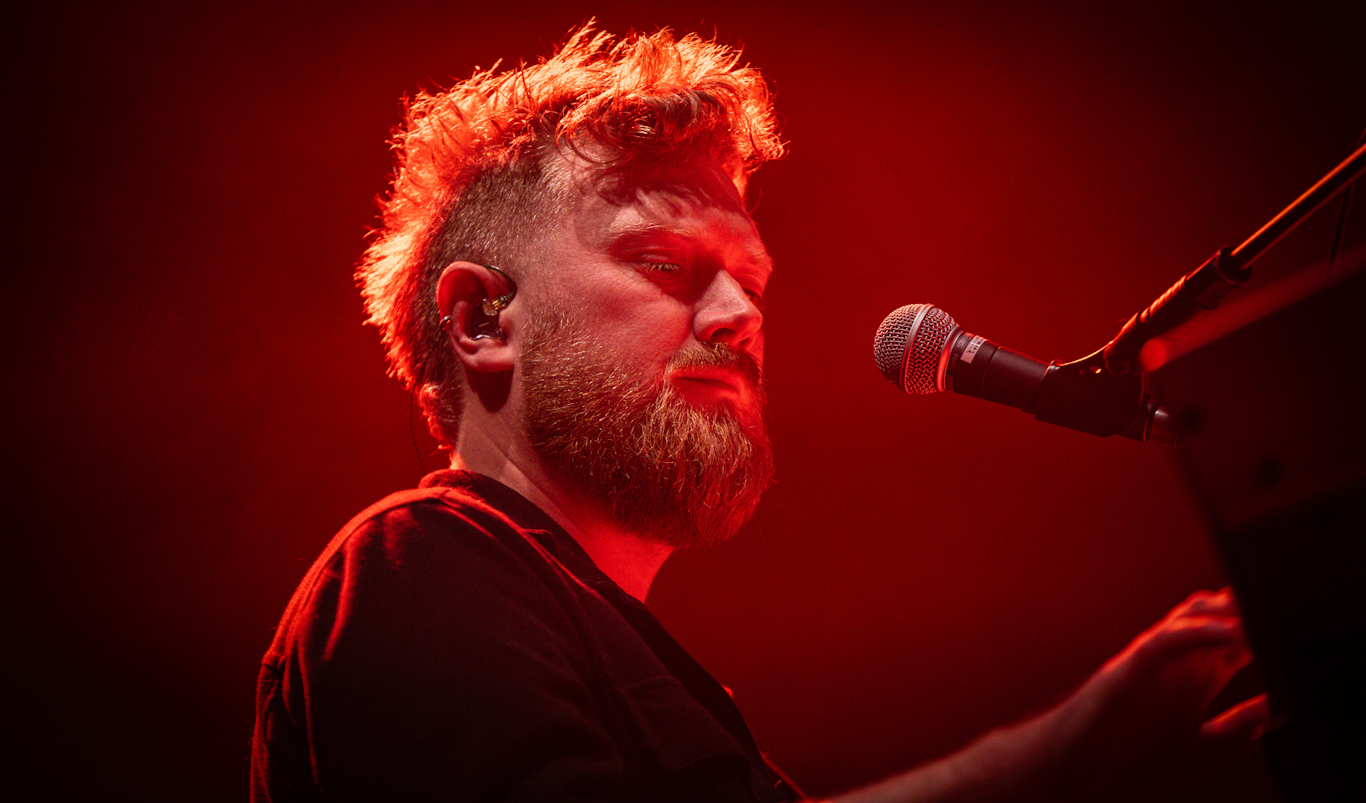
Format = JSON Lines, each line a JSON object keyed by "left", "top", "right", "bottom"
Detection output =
{"left": 666, "top": 343, "right": 763, "bottom": 389}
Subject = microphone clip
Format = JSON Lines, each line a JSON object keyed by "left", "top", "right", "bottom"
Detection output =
{"left": 1036, "top": 348, "right": 1174, "bottom": 444}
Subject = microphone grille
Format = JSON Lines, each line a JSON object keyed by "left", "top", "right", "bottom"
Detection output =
{"left": 873, "top": 304, "right": 958, "bottom": 394}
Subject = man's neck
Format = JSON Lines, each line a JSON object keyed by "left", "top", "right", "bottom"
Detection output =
{"left": 450, "top": 431, "right": 674, "bottom": 602}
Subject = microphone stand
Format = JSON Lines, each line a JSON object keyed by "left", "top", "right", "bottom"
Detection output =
{"left": 1105, "top": 140, "right": 1366, "bottom": 376}
{"left": 1040, "top": 140, "right": 1366, "bottom": 445}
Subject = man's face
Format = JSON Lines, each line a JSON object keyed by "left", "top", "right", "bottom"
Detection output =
{"left": 518, "top": 155, "right": 774, "bottom": 546}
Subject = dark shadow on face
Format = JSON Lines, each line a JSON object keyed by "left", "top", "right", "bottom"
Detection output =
{"left": 591, "top": 155, "right": 750, "bottom": 219}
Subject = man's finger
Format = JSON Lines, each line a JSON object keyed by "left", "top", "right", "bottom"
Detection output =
{"left": 1201, "top": 693, "right": 1271, "bottom": 742}
{"left": 1171, "top": 587, "right": 1237, "bottom": 618}
{"left": 1138, "top": 616, "right": 1245, "bottom": 658}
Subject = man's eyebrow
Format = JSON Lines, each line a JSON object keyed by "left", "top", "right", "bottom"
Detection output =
{"left": 604, "top": 223, "right": 775, "bottom": 273}
{"left": 604, "top": 222, "right": 685, "bottom": 247}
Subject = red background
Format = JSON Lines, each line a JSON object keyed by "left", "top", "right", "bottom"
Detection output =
{"left": 12, "top": 1, "right": 1363, "bottom": 798}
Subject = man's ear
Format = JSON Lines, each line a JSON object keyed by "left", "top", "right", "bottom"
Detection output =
{"left": 436, "top": 262, "right": 518, "bottom": 373}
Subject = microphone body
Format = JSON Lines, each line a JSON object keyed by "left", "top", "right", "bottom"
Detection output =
{"left": 943, "top": 330, "right": 1049, "bottom": 411}
{"left": 874, "top": 304, "right": 1170, "bottom": 443}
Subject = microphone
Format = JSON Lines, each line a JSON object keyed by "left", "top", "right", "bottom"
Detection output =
{"left": 873, "top": 304, "right": 1172, "bottom": 443}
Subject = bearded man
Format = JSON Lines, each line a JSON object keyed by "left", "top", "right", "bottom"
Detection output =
{"left": 251, "top": 26, "right": 1266, "bottom": 802}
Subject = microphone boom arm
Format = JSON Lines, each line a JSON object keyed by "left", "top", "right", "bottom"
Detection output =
{"left": 1103, "top": 140, "right": 1366, "bottom": 376}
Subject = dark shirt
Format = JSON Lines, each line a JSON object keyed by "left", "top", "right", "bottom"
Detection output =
{"left": 252, "top": 470, "right": 800, "bottom": 802}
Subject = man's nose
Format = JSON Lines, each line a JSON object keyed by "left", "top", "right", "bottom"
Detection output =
{"left": 694, "top": 270, "right": 763, "bottom": 354}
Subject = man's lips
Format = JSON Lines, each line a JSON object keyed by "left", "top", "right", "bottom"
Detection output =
{"left": 671, "top": 368, "right": 749, "bottom": 400}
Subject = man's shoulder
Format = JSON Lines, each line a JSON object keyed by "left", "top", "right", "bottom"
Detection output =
{"left": 323, "top": 473, "right": 556, "bottom": 570}
{"left": 339, "top": 481, "right": 518, "bottom": 549}
{"left": 264, "top": 479, "right": 583, "bottom": 664}
{"left": 253, "top": 481, "right": 630, "bottom": 799}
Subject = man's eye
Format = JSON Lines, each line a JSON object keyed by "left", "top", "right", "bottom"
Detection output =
{"left": 640, "top": 260, "right": 683, "bottom": 274}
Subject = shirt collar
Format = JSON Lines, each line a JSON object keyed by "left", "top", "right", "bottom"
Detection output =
{"left": 418, "top": 468, "right": 619, "bottom": 593}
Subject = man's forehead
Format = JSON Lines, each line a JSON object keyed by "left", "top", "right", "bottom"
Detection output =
{"left": 548, "top": 151, "right": 769, "bottom": 261}
{"left": 546, "top": 144, "right": 746, "bottom": 211}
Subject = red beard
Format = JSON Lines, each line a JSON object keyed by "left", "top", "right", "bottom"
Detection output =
{"left": 521, "top": 311, "right": 774, "bottom": 547}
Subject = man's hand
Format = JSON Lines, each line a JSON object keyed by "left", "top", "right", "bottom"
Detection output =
{"left": 831, "top": 588, "right": 1269, "bottom": 803}
{"left": 1037, "top": 587, "right": 1270, "bottom": 799}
